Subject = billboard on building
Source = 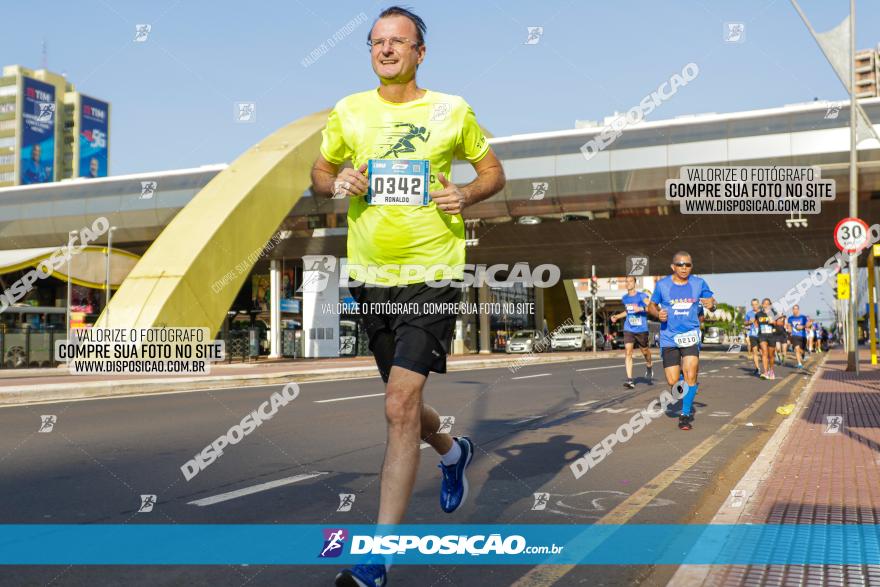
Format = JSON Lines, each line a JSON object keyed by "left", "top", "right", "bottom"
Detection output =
{"left": 78, "top": 95, "right": 109, "bottom": 178}
{"left": 19, "top": 77, "right": 56, "bottom": 185}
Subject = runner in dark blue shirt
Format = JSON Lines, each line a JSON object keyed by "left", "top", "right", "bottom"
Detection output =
{"left": 610, "top": 275, "right": 654, "bottom": 389}
{"left": 786, "top": 304, "right": 811, "bottom": 369}
{"left": 744, "top": 298, "right": 761, "bottom": 376}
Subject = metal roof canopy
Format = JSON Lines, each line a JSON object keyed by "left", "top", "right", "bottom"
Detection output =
{"left": 0, "top": 245, "right": 140, "bottom": 289}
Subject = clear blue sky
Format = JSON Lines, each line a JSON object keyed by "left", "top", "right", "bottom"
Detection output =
{"left": 3, "top": 0, "right": 876, "bottom": 320}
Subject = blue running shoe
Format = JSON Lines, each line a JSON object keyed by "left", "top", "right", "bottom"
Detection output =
{"left": 336, "top": 560, "right": 387, "bottom": 587}
{"left": 439, "top": 436, "right": 474, "bottom": 513}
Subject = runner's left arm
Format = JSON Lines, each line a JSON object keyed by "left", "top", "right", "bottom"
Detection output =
{"left": 698, "top": 280, "right": 716, "bottom": 310}
{"left": 431, "top": 101, "right": 505, "bottom": 214}
{"left": 432, "top": 150, "right": 505, "bottom": 214}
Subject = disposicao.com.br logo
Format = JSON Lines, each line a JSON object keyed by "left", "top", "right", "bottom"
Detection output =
{"left": 319, "top": 528, "right": 562, "bottom": 558}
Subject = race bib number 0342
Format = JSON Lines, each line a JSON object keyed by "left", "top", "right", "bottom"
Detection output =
{"left": 366, "top": 159, "right": 430, "bottom": 206}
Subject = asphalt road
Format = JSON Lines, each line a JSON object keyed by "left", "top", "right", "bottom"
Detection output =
{"left": 0, "top": 348, "right": 815, "bottom": 586}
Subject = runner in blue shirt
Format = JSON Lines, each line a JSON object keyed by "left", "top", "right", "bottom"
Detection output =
{"left": 648, "top": 251, "right": 715, "bottom": 431}
{"left": 787, "top": 305, "right": 811, "bottom": 369}
{"left": 610, "top": 275, "right": 654, "bottom": 389}
{"left": 744, "top": 298, "right": 761, "bottom": 376}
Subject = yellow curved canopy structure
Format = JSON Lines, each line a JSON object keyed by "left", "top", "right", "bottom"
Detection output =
{"left": 0, "top": 246, "right": 139, "bottom": 289}
{"left": 96, "top": 110, "right": 329, "bottom": 332}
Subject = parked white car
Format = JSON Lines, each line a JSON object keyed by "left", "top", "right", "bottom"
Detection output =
{"left": 506, "top": 330, "right": 542, "bottom": 354}
{"left": 703, "top": 326, "right": 722, "bottom": 344}
{"left": 551, "top": 325, "right": 591, "bottom": 351}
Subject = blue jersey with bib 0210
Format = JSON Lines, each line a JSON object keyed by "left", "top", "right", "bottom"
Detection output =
{"left": 650, "top": 275, "right": 713, "bottom": 348}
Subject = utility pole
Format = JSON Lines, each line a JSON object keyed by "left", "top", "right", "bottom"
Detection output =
{"left": 846, "top": 0, "right": 859, "bottom": 373}
{"left": 591, "top": 265, "right": 597, "bottom": 355}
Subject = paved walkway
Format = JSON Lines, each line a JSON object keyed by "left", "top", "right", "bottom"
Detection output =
{"left": 672, "top": 347, "right": 880, "bottom": 586}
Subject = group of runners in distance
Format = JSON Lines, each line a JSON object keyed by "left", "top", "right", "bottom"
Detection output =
{"left": 744, "top": 298, "right": 827, "bottom": 379}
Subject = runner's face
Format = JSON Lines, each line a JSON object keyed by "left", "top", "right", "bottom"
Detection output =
{"left": 671, "top": 256, "right": 692, "bottom": 280}
{"left": 625, "top": 277, "right": 636, "bottom": 291}
{"left": 370, "top": 16, "right": 424, "bottom": 83}
{"left": 751, "top": 301, "right": 760, "bottom": 311}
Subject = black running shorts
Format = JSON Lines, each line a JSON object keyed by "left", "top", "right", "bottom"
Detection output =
{"left": 623, "top": 331, "right": 649, "bottom": 348}
{"left": 661, "top": 345, "right": 699, "bottom": 368}
{"left": 349, "top": 282, "right": 461, "bottom": 382}
{"left": 789, "top": 335, "right": 806, "bottom": 349}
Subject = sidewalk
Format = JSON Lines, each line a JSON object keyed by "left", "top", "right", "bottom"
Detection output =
{"left": 670, "top": 347, "right": 880, "bottom": 586}
{"left": 0, "top": 349, "right": 618, "bottom": 405}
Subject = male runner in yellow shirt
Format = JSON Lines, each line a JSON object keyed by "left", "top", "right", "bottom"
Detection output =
{"left": 310, "top": 6, "right": 505, "bottom": 586}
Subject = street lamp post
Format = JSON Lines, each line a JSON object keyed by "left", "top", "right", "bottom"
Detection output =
{"left": 105, "top": 226, "right": 116, "bottom": 325}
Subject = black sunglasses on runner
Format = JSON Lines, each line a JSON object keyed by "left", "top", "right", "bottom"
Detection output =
{"left": 673, "top": 262, "right": 692, "bottom": 267}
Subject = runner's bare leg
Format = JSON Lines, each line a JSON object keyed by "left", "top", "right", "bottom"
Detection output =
{"left": 377, "top": 366, "right": 452, "bottom": 525}
{"left": 624, "top": 343, "right": 634, "bottom": 379}
{"left": 420, "top": 402, "right": 453, "bottom": 454}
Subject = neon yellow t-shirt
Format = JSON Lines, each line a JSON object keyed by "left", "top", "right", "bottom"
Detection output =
{"left": 320, "top": 89, "right": 490, "bottom": 286}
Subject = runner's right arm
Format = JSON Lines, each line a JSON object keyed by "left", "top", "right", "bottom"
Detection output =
{"left": 610, "top": 310, "right": 627, "bottom": 322}
{"left": 310, "top": 104, "right": 368, "bottom": 198}
{"left": 310, "top": 156, "right": 368, "bottom": 198}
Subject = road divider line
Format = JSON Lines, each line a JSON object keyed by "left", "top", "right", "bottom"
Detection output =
{"left": 511, "top": 373, "right": 550, "bottom": 380}
{"left": 188, "top": 472, "right": 329, "bottom": 506}
{"left": 314, "top": 393, "right": 385, "bottom": 403}
{"left": 510, "top": 415, "right": 545, "bottom": 425}
{"left": 575, "top": 362, "right": 644, "bottom": 373}
{"left": 512, "top": 373, "right": 798, "bottom": 587}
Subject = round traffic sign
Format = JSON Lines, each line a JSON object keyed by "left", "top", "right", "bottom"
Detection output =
{"left": 834, "top": 217, "right": 870, "bottom": 253}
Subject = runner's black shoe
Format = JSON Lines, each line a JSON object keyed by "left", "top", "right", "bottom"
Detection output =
{"left": 645, "top": 366, "right": 653, "bottom": 380}
{"left": 624, "top": 379, "right": 635, "bottom": 389}
{"left": 678, "top": 414, "right": 693, "bottom": 431}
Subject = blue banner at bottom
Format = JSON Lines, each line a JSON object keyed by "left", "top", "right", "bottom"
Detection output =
{"left": 1, "top": 524, "right": 880, "bottom": 565}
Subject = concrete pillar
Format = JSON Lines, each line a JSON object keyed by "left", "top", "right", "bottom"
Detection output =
{"left": 534, "top": 286, "right": 545, "bottom": 335}
{"left": 269, "top": 259, "right": 282, "bottom": 358}
{"left": 478, "top": 282, "right": 491, "bottom": 354}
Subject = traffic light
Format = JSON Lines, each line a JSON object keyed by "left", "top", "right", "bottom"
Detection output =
{"left": 590, "top": 276, "right": 598, "bottom": 296}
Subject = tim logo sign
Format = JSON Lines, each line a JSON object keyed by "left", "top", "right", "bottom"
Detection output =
{"left": 319, "top": 528, "right": 348, "bottom": 558}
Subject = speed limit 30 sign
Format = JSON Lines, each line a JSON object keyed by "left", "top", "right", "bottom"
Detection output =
{"left": 834, "top": 217, "right": 870, "bottom": 254}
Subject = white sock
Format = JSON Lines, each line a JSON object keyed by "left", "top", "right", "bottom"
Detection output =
{"left": 440, "top": 438, "right": 462, "bottom": 466}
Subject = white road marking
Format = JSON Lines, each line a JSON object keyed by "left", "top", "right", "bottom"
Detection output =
{"left": 708, "top": 369, "right": 719, "bottom": 373}
{"left": 593, "top": 407, "right": 628, "bottom": 414}
{"left": 510, "top": 415, "right": 544, "bottom": 425}
{"left": 575, "top": 362, "right": 645, "bottom": 373}
{"left": 188, "top": 472, "right": 329, "bottom": 506}
{"left": 314, "top": 393, "right": 385, "bottom": 403}
{"left": 573, "top": 400, "right": 598, "bottom": 407}
{"left": 511, "top": 373, "right": 550, "bottom": 380}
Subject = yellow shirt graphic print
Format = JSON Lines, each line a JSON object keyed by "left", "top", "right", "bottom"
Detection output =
{"left": 320, "top": 89, "right": 490, "bottom": 286}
